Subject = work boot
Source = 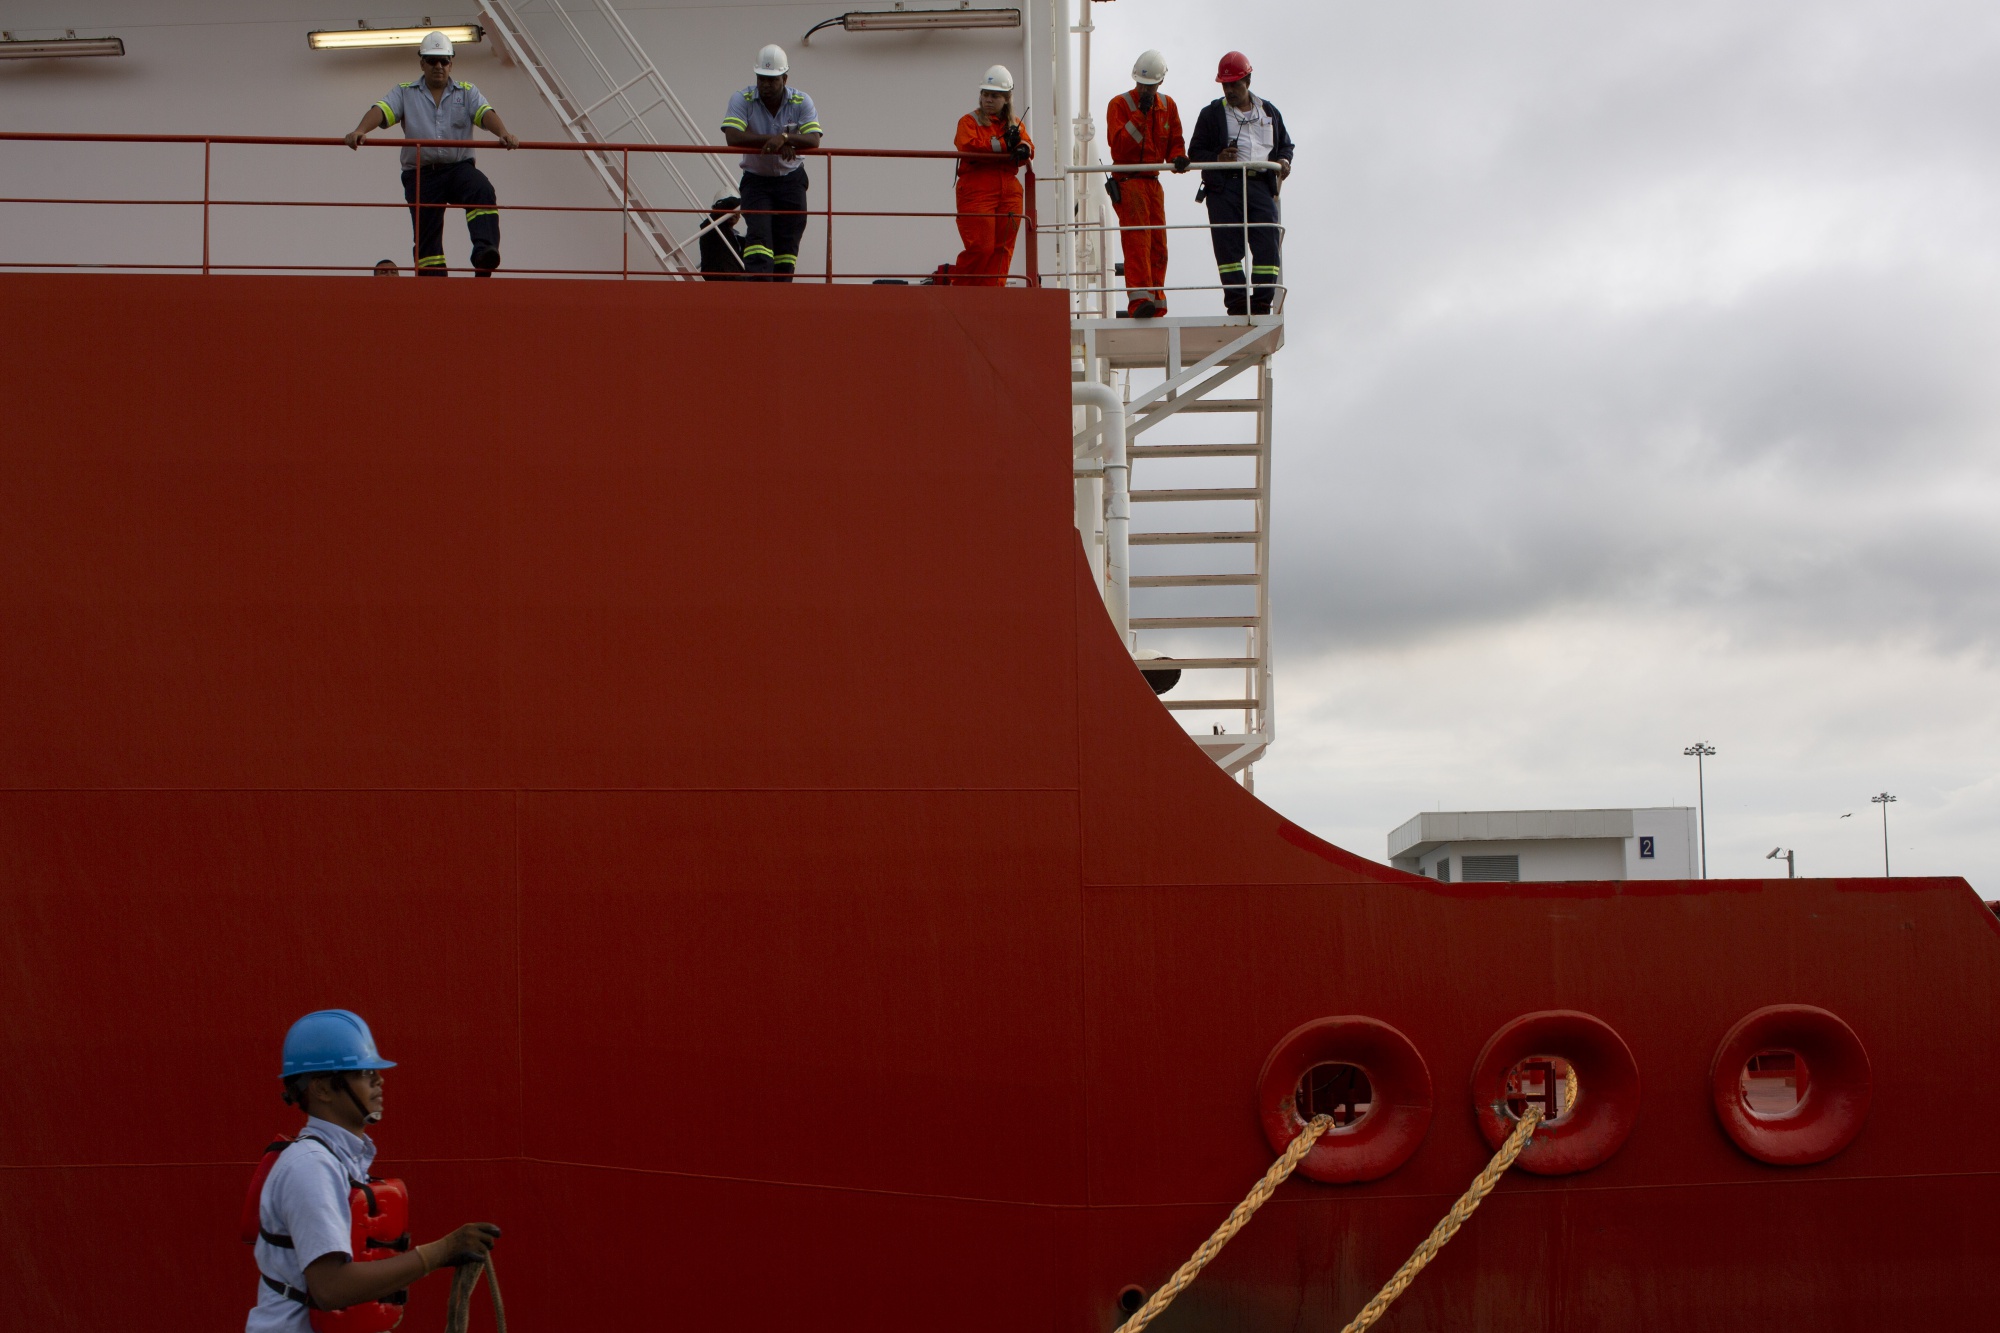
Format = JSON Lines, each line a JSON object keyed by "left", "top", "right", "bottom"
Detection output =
{"left": 1132, "top": 299, "right": 1162, "bottom": 319}
{"left": 471, "top": 245, "right": 501, "bottom": 276}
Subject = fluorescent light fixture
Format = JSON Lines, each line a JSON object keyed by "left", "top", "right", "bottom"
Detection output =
{"left": 844, "top": 7, "right": 1019, "bottom": 29}
{"left": 806, "top": 8, "right": 1019, "bottom": 40}
{"left": 0, "top": 35, "right": 125, "bottom": 59}
{"left": 307, "top": 24, "right": 483, "bottom": 51}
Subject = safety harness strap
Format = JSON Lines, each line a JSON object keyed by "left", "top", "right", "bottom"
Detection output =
{"left": 259, "top": 1135, "right": 379, "bottom": 1250}
{"left": 264, "top": 1275, "right": 316, "bottom": 1308}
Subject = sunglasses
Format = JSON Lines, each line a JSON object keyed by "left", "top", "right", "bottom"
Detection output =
{"left": 422, "top": 55, "right": 452, "bottom": 66}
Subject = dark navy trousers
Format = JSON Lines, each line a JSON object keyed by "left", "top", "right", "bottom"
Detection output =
{"left": 401, "top": 159, "right": 500, "bottom": 277}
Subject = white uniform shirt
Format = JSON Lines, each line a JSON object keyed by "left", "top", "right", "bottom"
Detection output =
{"left": 245, "top": 1117, "right": 376, "bottom": 1333}
{"left": 375, "top": 79, "right": 496, "bottom": 169}
{"left": 1224, "top": 96, "right": 1276, "bottom": 163}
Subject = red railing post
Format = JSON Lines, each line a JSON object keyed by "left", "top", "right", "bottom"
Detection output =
{"left": 201, "top": 139, "right": 211, "bottom": 276}
{"left": 413, "top": 149, "right": 423, "bottom": 274}
{"left": 0, "top": 135, "right": 1041, "bottom": 284}
{"left": 1023, "top": 165, "right": 1039, "bottom": 289}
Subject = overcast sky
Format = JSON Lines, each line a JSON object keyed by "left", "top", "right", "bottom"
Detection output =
{"left": 1088, "top": 0, "right": 2000, "bottom": 889}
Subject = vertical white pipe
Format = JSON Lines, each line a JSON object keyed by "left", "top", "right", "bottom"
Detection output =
{"left": 1052, "top": 0, "right": 1073, "bottom": 292}
{"left": 1073, "top": 381, "right": 1128, "bottom": 644}
{"left": 1020, "top": 2, "right": 1035, "bottom": 155}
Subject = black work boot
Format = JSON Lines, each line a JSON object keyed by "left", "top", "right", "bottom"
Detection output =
{"left": 471, "top": 245, "right": 501, "bottom": 276}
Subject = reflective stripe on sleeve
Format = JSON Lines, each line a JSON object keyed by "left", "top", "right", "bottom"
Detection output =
{"left": 797, "top": 121, "right": 822, "bottom": 134}
{"left": 375, "top": 100, "right": 396, "bottom": 126}
{"left": 473, "top": 104, "right": 493, "bottom": 126}
{"left": 721, "top": 117, "right": 748, "bottom": 130}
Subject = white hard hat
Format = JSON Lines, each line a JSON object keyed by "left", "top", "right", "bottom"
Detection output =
{"left": 1132, "top": 50, "right": 1167, "bottom": 86}
{"left": 980, "top": 64, "right": 1015, "bottom": 93}
{"left": 754, "top": 43, "right": 789, "bottom": 76}
{"left": 418, "top": 31, "right": 454, "bottom": 59}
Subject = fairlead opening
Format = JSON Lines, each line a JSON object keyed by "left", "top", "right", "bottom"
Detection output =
{"left": 1296, "top": 1061, "right": 1374, "bottom": 1129}
{"left": 1503, "top": 1054, "right": 1579, "bottom": 1124}
{"left": 1740, "top": 1048, "right": 1810, "bottom": 1117}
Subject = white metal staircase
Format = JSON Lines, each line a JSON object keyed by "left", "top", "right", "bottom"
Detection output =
{"left": 482, "top": 0, "right": 738, "bottom": 274}
{"left": 1074, "top": 316, "right": 1283, "bottom": 785}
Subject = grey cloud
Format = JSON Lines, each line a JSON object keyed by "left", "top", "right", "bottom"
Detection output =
{"left": 1145, "top": 1, "right": 2000, "bottom": 658}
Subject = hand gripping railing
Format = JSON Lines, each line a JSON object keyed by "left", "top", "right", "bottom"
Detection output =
{"left": 1057, "top": 159, "right": 1284, "bottom": 317}
{"left": 0, "top": 132, "right": 1039, "bottom": 284}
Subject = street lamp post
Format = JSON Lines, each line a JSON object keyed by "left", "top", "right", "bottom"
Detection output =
{"left": 1765, "top": 846, "right": 1794, "bottom": 878}
{"left": 1684, "top": 742, "right": 1716, "bottom": 879}
{"left": 1871, "top": 792, "right": 1896, "bottom": 876}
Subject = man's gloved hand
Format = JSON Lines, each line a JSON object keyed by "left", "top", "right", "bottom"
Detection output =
{"left": 1172, "top": 155, "right": 1191, "bottom": 173}
{"left": 417, "top": 1223, "right": 502, "bottom": 1272}
{"left": 1105, "top": 175, "right": 1123, "bottom": 206}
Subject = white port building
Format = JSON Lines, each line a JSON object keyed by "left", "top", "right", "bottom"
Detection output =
{"left": 1387, "top": 808, "right": 1698, "bottom": 882}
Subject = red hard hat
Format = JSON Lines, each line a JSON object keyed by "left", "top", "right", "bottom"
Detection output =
{"left": 1215, "top": 51, "right": 1252, "bottom": 83}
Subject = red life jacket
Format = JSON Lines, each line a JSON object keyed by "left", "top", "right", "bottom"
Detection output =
{"left": 242, "top": 1134, "right": 412, "bottom": 1333}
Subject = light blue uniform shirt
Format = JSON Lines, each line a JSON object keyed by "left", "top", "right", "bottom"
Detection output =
{"left": 719, "top": 85, "right": 823, "bottom": 176}
{"left": 245, "top": 1117, "right": 376, "bottom": 1333}
{"left": 376, "top": 79, "right": 496, "bottom": 169}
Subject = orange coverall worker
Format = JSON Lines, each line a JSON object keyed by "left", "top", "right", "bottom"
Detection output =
{"left": 1106, "top": 87, "right": 1186, "bottom": 313}
{"left": 951, "top": 111, "right": 1035, "bottom": 286}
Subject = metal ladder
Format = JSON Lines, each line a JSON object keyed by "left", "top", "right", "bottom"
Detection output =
{"left": 1073, "top": 317, "right": 1282, "bottom": 784}
{"left": 482, "top": 0, "right": 738, "bottom": 273}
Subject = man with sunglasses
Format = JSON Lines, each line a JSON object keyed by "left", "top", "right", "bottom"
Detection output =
{"left": 246, "top": 1009, "right": 500, "bottom": 1333}
{"left": 343, "top": 31, "right": 520, "bottom": 277}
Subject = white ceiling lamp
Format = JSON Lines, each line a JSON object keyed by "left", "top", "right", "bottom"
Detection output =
{"left": 307, "top": 22, "right": 483, "bottom": 52}
{"left": 803, "top": 8, "right": 1020, "bottom": 42}
{"left": 0, "top": 32, "right": 126, "bottom": 59}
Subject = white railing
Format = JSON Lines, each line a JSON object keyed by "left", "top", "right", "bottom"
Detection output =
{"left": 1054, "top": 160, "right": 1285, "bottom": 318}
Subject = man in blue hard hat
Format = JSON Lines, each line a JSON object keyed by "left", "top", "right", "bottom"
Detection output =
{"left": 245, "top": 1009, "right": 500, "bottom": 1333}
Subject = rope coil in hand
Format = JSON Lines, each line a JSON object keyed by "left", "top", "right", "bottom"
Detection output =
{"left": 1117, "top": 1066, "right": 1576, "bottom": 1333}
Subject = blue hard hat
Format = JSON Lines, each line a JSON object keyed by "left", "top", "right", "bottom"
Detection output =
{"left": 280, "top": 1009, "right": 398, "bottom": 1078}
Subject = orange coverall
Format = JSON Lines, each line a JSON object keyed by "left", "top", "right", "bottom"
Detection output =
{"left": 951, "top": 111, "right": 1034, "bottom": 286}
{"left": 1106, "top": 88, "right": 1185, "bottom": 313}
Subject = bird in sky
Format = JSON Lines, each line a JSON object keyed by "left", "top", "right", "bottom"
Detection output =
{"left": 1839, "top": 813, "right": 1852, "bottom": 819}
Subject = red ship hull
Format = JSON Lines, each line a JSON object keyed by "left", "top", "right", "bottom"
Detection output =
{"left": 2, "top": 275, "right": 1994, "bottom": 1330}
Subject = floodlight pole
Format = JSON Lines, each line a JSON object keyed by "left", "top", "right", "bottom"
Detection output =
{"left": 1684, "top": 743, "right": 1716, "bottom": 879}
{"left": 1871, "top": 792, "right": 1896, "bottom": 876}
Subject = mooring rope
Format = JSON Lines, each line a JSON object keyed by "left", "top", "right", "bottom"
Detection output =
{"left": 1117, "top": 1066, "right": 1577, "bottom": 1333}
{"left": 444, "top": 1252, "right": 507, "bottom": 1333}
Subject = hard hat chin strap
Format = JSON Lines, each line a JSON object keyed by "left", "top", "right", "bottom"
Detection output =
{"left": 342, "top": 1072, "right": 382, "bottom": 1125}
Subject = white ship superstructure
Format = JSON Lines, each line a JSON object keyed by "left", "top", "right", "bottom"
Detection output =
{"left": 0, "top": 0, "right": 1285, "bottom": 780}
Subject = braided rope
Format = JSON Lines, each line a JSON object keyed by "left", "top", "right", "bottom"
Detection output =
{"left": 1114, "top": 1113, "right": 1337, "bottom": 1333}
{"left": 444, "top": 1253, "right": 507, "bottom": 1333}
{"left": 1118, "top": 1065, "right": 1578, "bottom": 1333}
{"left": 1336, "top": 1064, "right": 1577, "bottom": 1333}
